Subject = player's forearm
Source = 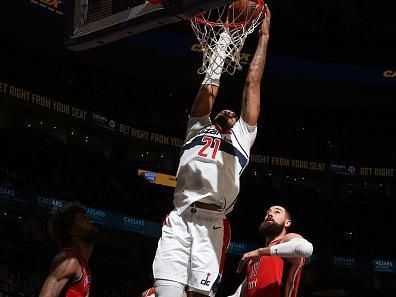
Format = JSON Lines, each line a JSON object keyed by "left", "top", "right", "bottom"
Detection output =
{"left": 191, "top": 31, "right": 230, "bottom": 116}
{"left": 246, "top": 35, "right": 269, "bottom": 86}
{"left": 243, "top": 238, "right": 313, "bottom": 260}
{"left": 264, "top": 238, "right": 313, "bottom": 258}
{"left": 240, "top": 36, "right": 268, "bottom": 124}
{"left": 202, "top": 31, "right": 232, "bottom": 86}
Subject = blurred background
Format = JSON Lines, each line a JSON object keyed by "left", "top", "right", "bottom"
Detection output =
{"left": 0, "top": 1, "right": 396, "bottom": 297}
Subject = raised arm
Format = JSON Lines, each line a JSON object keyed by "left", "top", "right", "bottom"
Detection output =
{"left": 39, "top": 253, "right": 80, "bottom": 297}
{"left": 191, "top": 31, "right": 233, "bottom": 117}
{"left": 240, "top": 5, "right": 271, "bottom": 125}
{"left": 190, "top": 84, "right": 219, "bottom": 117}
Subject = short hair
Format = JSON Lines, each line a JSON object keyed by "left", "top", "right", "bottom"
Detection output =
{"left": 48, "top": 202, "right": 86, "bottom": 248}
{"left": 284, "top": 208, "right": 292, "bottom": 221}
{"left": 266, "top": 201, "right": 292, "bottom": 221}
{"left": 282, "top": 207, "right": 293, "bottom": 231}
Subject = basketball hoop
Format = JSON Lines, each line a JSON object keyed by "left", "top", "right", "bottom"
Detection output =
{"left": 191, "top": 0, "right": 265, "bottom": 75}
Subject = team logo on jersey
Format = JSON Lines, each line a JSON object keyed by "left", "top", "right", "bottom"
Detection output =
{"left": 248, "top": 279, "right": 257, "bottom": 289}
{"left": 200, "top": 273, "right": 211, "bottom": 286}
{"left": 198, "top": 127, "right": 220, "bottom": 136}
{"left": 247, "top": 261, "right": 260, "bottom": 290}
{"left": 83, "top": 275, "right": 90, "bottom": 287}
{"left": 249, "top": 261, "right": 260, "bottom": 277}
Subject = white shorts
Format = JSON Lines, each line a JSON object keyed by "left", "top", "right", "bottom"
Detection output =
{"left": 152, "top": 206, "right": 231, "bottom": 295}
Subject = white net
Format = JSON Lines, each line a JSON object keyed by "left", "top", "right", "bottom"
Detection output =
{"left": 191, "top": 0, "right": 265, "bottom": 76}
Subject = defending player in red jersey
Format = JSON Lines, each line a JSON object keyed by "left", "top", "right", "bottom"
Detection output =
{"left": 39, "top": 203, "right": 101, "bottom": 297}
{"left": 231, "top": 206, "right": 313, "bottom": 297}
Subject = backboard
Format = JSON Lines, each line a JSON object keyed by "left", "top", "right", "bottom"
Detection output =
{"left": 65, "top": 0, "right": 233, "bottom": 51}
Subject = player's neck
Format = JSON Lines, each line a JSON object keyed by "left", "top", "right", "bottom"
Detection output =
{"left": 265, "top": 230, "right": 287, "bottom": 246}
{"left": 214, "top": 123, "right": 232, "bottom": 134}
{"left": 214, "top": 123, "right": 224, "bottom": 133}
{"left": 70, "top": 240, "right": 93, "bottom": 262}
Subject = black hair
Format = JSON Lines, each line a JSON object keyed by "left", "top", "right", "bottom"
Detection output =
{"left": 48, "top": 202, "right": 86, "bottom": 248}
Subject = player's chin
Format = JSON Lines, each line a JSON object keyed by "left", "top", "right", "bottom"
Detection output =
{"left": 258, "top": 221, "right": 272, "bottom": 233}
{"left": 222, "top": 121, "right": 234, "bottom": 131}
{"left": 228, "top": 119, "right": 237, "bottom": 129}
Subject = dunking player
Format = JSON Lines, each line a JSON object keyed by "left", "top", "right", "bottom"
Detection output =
{"left": 39, "top": 203, "right": 101, "bottom": 297}
{"left": 230, "top": 206, "right": 313, "bottom": 297}
{"left": 152, "top": 5, "right": 271, "bottom": 297}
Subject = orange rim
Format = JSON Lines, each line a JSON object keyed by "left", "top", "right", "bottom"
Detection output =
{"left": 191, "top": 0, "right": 265, "bottom": 28}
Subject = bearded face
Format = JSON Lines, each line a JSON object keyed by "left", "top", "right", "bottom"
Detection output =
{"left": 258, "top": 220, "right": 285, "bottom": 237}
{"left": 213, "top": 109, "right": 238, "bottom": 131}
{"left": 258, "top": 206, "right": 291, "bottom": 237}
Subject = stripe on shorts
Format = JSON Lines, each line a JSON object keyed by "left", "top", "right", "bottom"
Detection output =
{"left": 219, "top": 218, "right": 231, "bottom": 274}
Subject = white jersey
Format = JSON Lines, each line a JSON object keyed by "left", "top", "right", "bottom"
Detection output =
{"left": 173, "top": 114, "right": 257, "bottom": 215}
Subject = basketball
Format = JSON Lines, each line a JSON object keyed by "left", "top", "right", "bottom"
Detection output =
{"left": 229, "top": 0, "right": 264, "bottom": 24}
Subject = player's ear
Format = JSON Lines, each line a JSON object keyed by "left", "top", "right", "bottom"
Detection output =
{"left": 285, "top": 219, "right": 291, "bottom": 228}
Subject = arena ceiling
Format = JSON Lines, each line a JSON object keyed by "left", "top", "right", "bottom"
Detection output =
{"left": 1, "top": 0, "right": 395, "bottom": 109}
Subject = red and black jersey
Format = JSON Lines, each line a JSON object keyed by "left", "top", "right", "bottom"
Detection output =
{"left": 144, "top": 287, "right": 155, "bottom": 297}
{"left": 61, "top": 247, "right": 91, "bottom": 297}
{"left": 246, "top": 239, "right": 305, "bottom": 297}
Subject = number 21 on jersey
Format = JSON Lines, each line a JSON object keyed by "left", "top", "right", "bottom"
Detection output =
{"left": 198, "top": 136, "right": 221, "bottom": 159}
